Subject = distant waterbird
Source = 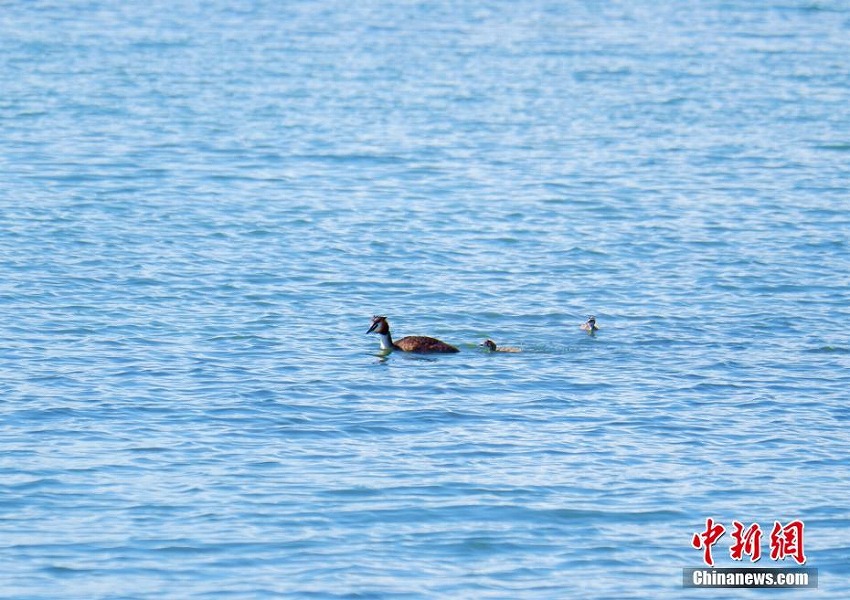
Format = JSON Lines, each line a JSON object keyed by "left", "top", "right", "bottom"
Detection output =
{"left": 480, "top": 339, "right": 521, "bottom": 353}
{"left": 580, "top": 315, "right": 599, "bottom": 335}
{"left": 367, "top": 316, "right": 459, "bottom": 354}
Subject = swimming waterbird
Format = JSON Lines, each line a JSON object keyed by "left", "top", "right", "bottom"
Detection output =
{"left": 367, "top": 316, "right": 459, "bottom": 354}
{"left": 480, "top": 339, "right": 521, "bottom": 353}
{"left": 580, "top": 315, "right": 599, "bottom": 334}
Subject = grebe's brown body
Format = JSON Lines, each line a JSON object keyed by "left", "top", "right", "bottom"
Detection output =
{"left": 367, "top": 316, "right": 459, "bottom": 354}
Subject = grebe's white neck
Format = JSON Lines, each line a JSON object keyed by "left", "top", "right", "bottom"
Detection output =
{"left": 379, "top": 333, "right": 394, "bottom": 350}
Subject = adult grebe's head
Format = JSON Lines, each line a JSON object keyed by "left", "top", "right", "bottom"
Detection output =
{"left": 480, "top": 339, "right": 497, "bottom": 351}
{"left": 367, "top": 315, "right": 390, "bottom": 335}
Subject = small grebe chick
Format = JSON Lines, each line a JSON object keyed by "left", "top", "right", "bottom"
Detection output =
{"left": 580, "top": 315, "right": 599, "bottom": 334}
{"left": 480, "top": 339, "right": 521, "bottom": 353}
{"left": 367, "top": 316, "right": 459, "bottom": 354}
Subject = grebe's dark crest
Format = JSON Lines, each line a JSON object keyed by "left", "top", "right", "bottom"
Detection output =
{"left": 580, "top": 315, "right": 599, "bottom": 334}
{"left": 480, "top": 339, "right": 521, "bottom": 353}
{"left": 367, "top": 316, "right": 459, "bottom": 354}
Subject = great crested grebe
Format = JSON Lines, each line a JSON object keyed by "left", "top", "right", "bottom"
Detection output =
{"left": 480, "top": 339, "right": 521, "bottom": 353}
{"left": 580, "top": 315, "right": 599, "bottom": 334}
{"left": 367, "top": 316, "right": 459, "bottom": 354}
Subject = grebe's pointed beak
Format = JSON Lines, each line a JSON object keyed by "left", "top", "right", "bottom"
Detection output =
{"left": 367, "top": 321, "right": 379, "bottom": 334}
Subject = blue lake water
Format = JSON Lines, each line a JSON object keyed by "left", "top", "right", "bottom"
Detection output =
{"left": 1, "top": 1, "right": 849, "bottom": 597}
